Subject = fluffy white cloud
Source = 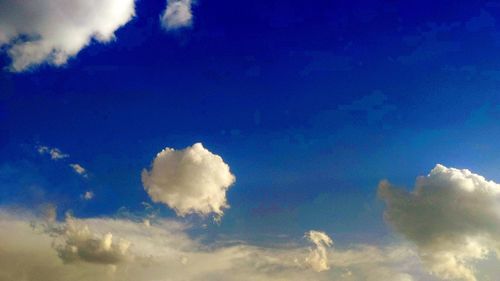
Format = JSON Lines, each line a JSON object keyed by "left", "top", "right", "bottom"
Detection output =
{"left": 0, "top": 209, "right": 423, "bottom": 281}
{"left": 379, "top": 164, "right": 500, "bottom": 281}
{"left": 0, "top": 0, "right": 135, "bottom": 72}
{"left": 160, "top": 0, "right": 193, "bottom": 30}
{"left": 305, "top": 230, "right": 333, "bottom": 272}
{"left": 37, "top": 145, "right": 69, "bottom": 160}
{"left": 142, "top": 143, "right": 236, "bottom": 218}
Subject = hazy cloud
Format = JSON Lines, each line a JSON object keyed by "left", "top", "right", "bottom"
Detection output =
{"left": 160, "top": 0, "right": 193, "bottom": 30}
{"left": 83, "top": 191, "right": 94, "bottom": 200}
{"left": 70, "top": 163, "right": 88, "bottom": 177}
{"left": 37, "top": 145, "right": 69, "bottom": 160}
{"left": 0, "top": 209, "right": 423, "bottom": 281}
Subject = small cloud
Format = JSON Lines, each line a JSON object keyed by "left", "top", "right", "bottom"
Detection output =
{"left": 69, "top": 163, "right": 88, "bottom": 178}
{"left": 37, "top": 145, "right": 69, "bottom": 160}
{"left": 82, "top": 191, "right": 94, "bottom": 200}
{"left": 160, "top": 0, "right": 193, "bottom": 30}
{"left": 304, "top": 230, "right": 333, "bottom": 272}
{"left": 142, "top": 143, "right": 236, "bottom": 219}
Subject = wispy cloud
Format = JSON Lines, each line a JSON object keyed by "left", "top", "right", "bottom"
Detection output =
{"left": 82, "top": 191, "right": 94, "bottom": 200}
{"left": 160, "top": 0, "right": 193, "bottom": 30}
{"left": 37, "top": 146, "right": 69, "bottom": 160}
{"left": 70, "top": 163, "right": 88, "bottom": 178}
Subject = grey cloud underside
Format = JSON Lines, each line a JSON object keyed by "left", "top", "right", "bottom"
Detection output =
{"left": 0, "top": 0, "right": 135, "bottom": 71}
{"left": 379, "top": 164, "right": 500, "bottom": 281}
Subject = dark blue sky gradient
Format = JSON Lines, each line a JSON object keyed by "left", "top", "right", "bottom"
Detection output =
{"left": 2, "top": 0, "right": 500, "bottom": 244}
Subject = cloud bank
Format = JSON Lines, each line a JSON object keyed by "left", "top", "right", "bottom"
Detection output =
{"left": 379, "top": 164, "right": 500, "bottom": 281}
{"left": 54, "top": 216, "right": 131, "bottom": 265}
{"left": 0, "top": 209, "right": 422, "bottom": 281}
{"left": 0, "top": 0, "right": 135, "bottom": 72}
{"left": 160, "top": 0, "right": 193, "bottom": 30}
{"left": 142, "top": 143, "right": 236, "bottom": 218}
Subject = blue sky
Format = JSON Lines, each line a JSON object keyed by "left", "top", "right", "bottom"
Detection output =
{"left": 2, "top": 1, "right": 500, "bottom": 280}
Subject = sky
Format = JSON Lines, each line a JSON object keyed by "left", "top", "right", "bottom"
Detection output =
{"left": 1, "top": 0, "right": 500, "bottom": 280}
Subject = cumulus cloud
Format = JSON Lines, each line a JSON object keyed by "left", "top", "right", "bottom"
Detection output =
{"left": 305, "top": 230, "right": 333, "bottom": 272}
{"left": 379, "top": 164, "right": 500, "bottom": 281}
{"left": 0, "top": 209, "right": 423, "bottom": 281}
{"left": 0, "top": 0, "right": 135, "bottom": 72}
{"left": 70, "top": 163, "right": 88, "bottom": 177}
{"left": 160, "top": 0, "right": 193, "bottom": 30}
{"left": 54, "top": 216, "right": 131, "bottom": 265}
{"left": 37, "top": 145, "right": 69, "bottom": 160}
{"left": 142, "top": 143, "right": 236, "bottom": 218}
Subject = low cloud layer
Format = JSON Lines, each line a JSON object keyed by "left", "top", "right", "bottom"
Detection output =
{"left": 142, "top": 143, "right": 236, "bottom": 218}
{"left": 0, "top": 0, "right": 135, "bottom": 71}
{"left": 379, "top": 164, "right": 500, "bottom": 281}
{"left": 0, "top": 209, "right": 423, "bottom": 281}
{"left": 54, "top": 216, "right": 131, "bottom": 265}
{"left": 160, "top": 0, "right": 193, "bottom": 30}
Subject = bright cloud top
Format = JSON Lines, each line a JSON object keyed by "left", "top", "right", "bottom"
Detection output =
{"left": 160, "top": 0, "right": 193, "bottom": 30}
{"left": 305, "top": 230, "right": 333, "bottom": 272}
{"left": 142, "top": 143, "right": 236, "bottom": 218}
{"left": 379, "top": 164, "right": 500, "bottom": 281}
{"left": 0, "top": 0, "right": 135, "bottom": 72}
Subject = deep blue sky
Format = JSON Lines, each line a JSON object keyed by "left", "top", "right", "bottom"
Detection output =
{"left": 2, "top": 0, "right": 500, "bottom": 245}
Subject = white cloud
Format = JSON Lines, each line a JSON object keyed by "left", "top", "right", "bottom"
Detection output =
{"left": 37, "top": 145, "right": 69, "bottom": 160}
{"left": 0, "top": 0, "right": 136, "bottom": 72}
{"left": 70, "top": 163, "right": 88, "bottom": 177}
{"left": 142, "top": 143, "right": 236, "bottom": 218}
{"left": 83, "top": 191, "right": 94, "bottom": 200}
{"left": 379, "top": 164, "right": 500, "bottom": 281}
{"left": 160, "top": 0, "right": 193, "bottom": 30}
{"left": 305, "top": 230, "right": 333, "bottom": 272}
{"left": 0, "top": 209, "right": 423, "bottom": 281}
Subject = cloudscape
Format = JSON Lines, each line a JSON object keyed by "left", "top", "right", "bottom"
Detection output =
{"left": 1, "top": 1, "right": 500, "bottom": 281}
